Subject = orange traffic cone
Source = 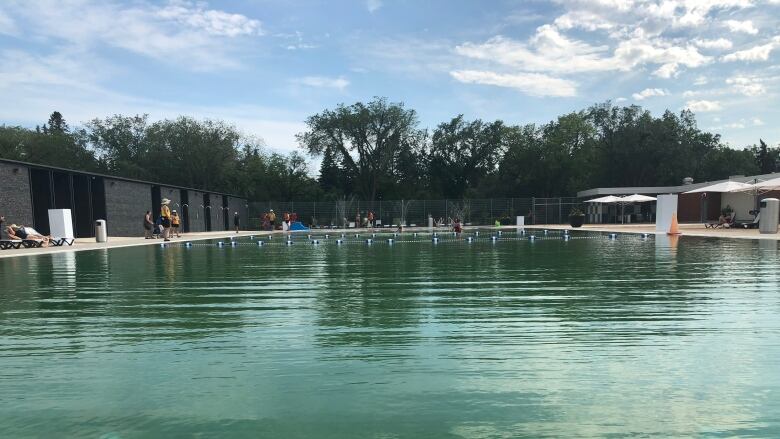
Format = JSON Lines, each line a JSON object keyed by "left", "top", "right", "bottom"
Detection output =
{"left": 667, "top": 212, "right": 682, "bottom": 236}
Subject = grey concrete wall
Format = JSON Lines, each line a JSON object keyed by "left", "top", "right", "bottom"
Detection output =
{"left": 105, "top": 179, "right": 152, "bottom": 237}
{"left": 0, "top": 163, "right": 34, "bottom": 234}
{"left": 227, "top": 196, "right": 248, "bottom": 230}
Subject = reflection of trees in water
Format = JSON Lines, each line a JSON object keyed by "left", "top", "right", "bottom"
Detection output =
{"left": 405, "top": 237, "right": 764, "bottom": 345}
{"left": 312, "top": 245, "right": 426, "bottom": 348}
{"left": 102, "top": 246, "right": 252, "bottom": 341}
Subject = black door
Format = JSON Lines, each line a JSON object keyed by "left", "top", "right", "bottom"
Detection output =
{"left": 30, "top": 169, "right": 53, "bottom": 234}
{"left": 223, "top": 195, "right": 229, "bottom": 230}
{"left": 180, "top": 190, "right": 190, "bottom": 233}
{"left": 151, "top": 186, "right": 162, "bottom": 220}
{"left": 73, "top": 174, "right": 94, "bottom": 238}
{"left": 203, "top": 193, "right": 211, "bottom": 231}
{"left": 91, "top": 177, "right": 107, "bottom": 221}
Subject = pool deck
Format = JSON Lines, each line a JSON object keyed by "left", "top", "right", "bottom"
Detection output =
{"left": 0, "top": 231, "right": 270, "bottom": 259}
{"left": 521, "top": 223, "right": 780, "bottom": 240}
{"left": 1, "top": 223, "right": 778, "bottom": 259}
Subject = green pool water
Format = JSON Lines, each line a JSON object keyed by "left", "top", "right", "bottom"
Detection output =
{"left": 2, "top": 232, "right": 780, "bottom": 438}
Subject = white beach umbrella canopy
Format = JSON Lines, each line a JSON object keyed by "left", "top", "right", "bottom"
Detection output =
{"left": 586, "top": 195, "right": 623, "bottom": 203}
{"left": 683, "top": 181, "right": 754, "bottom": 193}
{"left": 620, "top": 194, "right": 657, "bottom": 202}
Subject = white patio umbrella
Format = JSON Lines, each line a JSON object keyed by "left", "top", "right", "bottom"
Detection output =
{"left": 684, "top": 180, "right": 759, "bottom": 221}
{"left": 683, "top": 181, "right": 754, "bottom": 193}
{"left": 586, "top": 195, "right": 622, "bottom": 224}
{"left": 586, "top": 195, "right": 623, "bottom": 203}
{"left": 618, "top": 194, "right": 656, "bottom": 223}
{"left": 620, "top": 194, "right": 657, "bottom": 202}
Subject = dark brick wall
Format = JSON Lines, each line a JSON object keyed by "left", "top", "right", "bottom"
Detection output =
{"left": 0, "top": 163, "right": 34, "bottom": 235}
{"left": 105, "top": 179, "right": 152, "bottom": 237}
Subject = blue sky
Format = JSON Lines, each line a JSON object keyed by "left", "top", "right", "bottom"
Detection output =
{"left": 1, "top": 0, "right": 779, "bottom": 158}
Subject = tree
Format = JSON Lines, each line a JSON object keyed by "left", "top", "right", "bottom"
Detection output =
{"left": 45, "top": 111, "right": 69, "bottom": 134}
{"left": 428, "top": 115, "right": 504, "bottom": 198}
{"left": 297, "top": 97, "right": 426, "bottom": 200}
{"left": 753, "top": 139, "right": 779, "bottom": 174}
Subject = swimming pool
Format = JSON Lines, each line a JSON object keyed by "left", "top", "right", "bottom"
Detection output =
{"left": 2, "top": 232, "right": 780, "bottom": 437}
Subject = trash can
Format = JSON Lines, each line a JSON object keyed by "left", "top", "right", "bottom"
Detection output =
{"left": 95, "top": 219, "right": 108, "bottom": 242}
{"left": 759, "top": 198, "right": 779, "bottom": 234}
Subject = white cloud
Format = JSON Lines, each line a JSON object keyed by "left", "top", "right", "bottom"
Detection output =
{"left": 292, "top": 76, "right": 350, "bottom": 90}
{"left": 449, "top": 70, "right": 577, "bottom": 97}
{"left": 1, "top": 0, "right": 263, "bottom": 71}
{"left": 550, "top": 0, "right": 755, "bottom": 35}
{"left": 686, "top": 99, "right": 722, "bottom": 112}
{"left": 366, "top": 0, "right": 383, "bottom": 13}
{"left": 654, "top": 63, "right": 680, "bottom": 78}
{"left": 613, "top": 35, "right": 711, "bottom": 75}
{"left": 632, "top": 87, "right": 668, "bottom": 100}
{"left": 156, "top": 1, "right": 262, "bottom": 37}
{"left": 693, "top": 38, "right": 733, "bottom": 50}
{"left": 726, "top": 75, "right": 766, "bottom": 96}
{"left": 454, "top": 26, "right": 617, "bottom": 74}
{"left": 694, "top": 75, "right": 708, "bottom": 85}
{"left": 722, "top": 42, "right": 776, "bottom": 62}
{"left": 723, "top": 19, "right": 758, "bottom": 34}
{"left": 753, "top": 118, "right": 764, "bottom": 126}
{"left": 0, "top": 9, "right": 17, "bottom": 35}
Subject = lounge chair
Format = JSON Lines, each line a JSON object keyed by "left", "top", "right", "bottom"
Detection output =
{"left": 733, "top": 213, "right": 760, "bottom": 229}
{"left": 0, "top": 240, "right": 23, "bottom": 250}
{"left": 706, "top": 215, "right": 735, "bottom": 229}
{"left": 21, "top": 239, "right": 46, "bottom": 248}
{"left": 50, "top": 237, "right": 75, "bottom": 246}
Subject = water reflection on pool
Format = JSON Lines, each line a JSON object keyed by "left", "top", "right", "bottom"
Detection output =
{"left": 1, "top": 233, "right": 779, "bottom": 437}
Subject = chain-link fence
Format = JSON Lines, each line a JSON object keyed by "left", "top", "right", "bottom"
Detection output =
{"left": 247, "top": 197, "right": 583, "bottom": 229}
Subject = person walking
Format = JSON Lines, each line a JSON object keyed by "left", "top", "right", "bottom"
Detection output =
{"left": 268, "top": 210, "right": 276, "bottom": 229}
{"left": 233, "top": 211, "right": 240, "bottom": 233}
{"left": 160, "top": 198, "right": 172, "bottom": 241}
{"left": 171, "top": 210, "right": 181, "bottom": 238}
{"left": 143, "top": 211, "right": 154, "bottom": 239}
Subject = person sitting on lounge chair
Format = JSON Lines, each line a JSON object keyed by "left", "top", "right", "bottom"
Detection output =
{"left": 6, "top": 224, "right": 51, "bottom": 247}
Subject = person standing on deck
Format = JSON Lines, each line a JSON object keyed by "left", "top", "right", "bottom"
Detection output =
{"left": 355, "top": 210, "right": 361, "bottom": 228}
{"left": 268, "top": 210, "right": 276, "bottom": 229}
{"left": 143, "top": 211, "right": 154, "bottom": 239}
{"left": 171, "top": 210, "right": 181, "bottom": 238}
{"left": 160, "top": 198, "right": 172, "bottom": 241}
{"left": 234, "top": 212, "right": 240, "bottom": 233}
{"left": 367, "top": 210, "right": 375, "bottom": 229}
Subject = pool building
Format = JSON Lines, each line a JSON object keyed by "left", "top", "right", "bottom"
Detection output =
{"left": 0, "top": 158, "right": 248, "bottom": 238}
{"left": 577, "top": 172, "right": 780, "bottom": 224}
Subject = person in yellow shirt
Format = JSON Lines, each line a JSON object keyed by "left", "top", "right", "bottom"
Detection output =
{"left": 171, "top": 210, "right": 181, "bottom": 238}
{"left": 160, "top": 198, "right": 172, "bottom": 241}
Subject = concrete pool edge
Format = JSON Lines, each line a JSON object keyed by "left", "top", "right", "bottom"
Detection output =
{"left": 1, "top": 223, "right": 777, "bottom": 259}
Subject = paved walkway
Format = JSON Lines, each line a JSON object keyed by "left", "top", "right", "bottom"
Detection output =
{"left": 1, "top": 223, "right": 777, "bottom": 259}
